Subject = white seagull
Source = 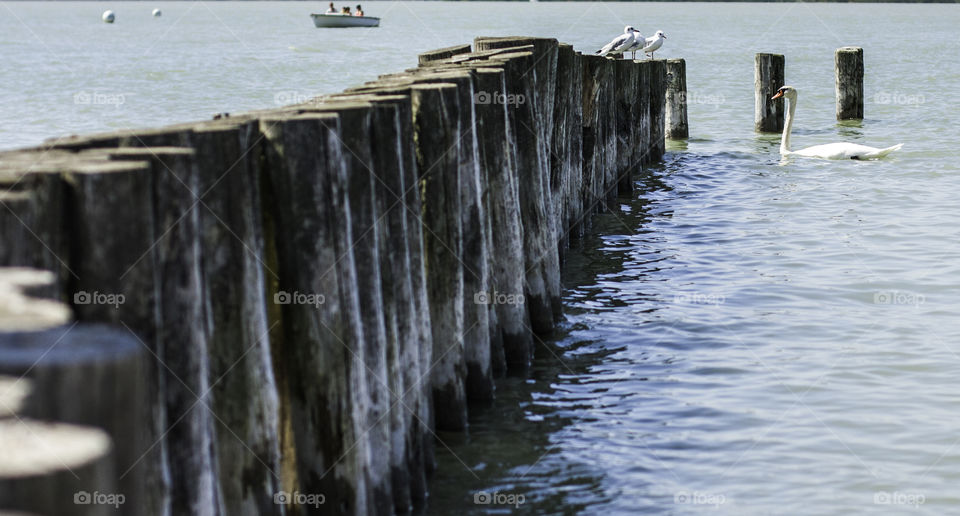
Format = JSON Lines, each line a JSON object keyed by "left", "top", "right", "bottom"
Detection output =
{"left": 621, "top": 29, "right": 646, "bottom": 60}
{"left": 596, "top": 26, "right": 640, "bottom": 58}
{"left": 641, "top": 30, "right": 666, "bottom": 59}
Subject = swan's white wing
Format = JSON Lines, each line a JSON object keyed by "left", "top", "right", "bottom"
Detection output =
{"left": 790, "top": 142, "right": 903, "bottom": 160}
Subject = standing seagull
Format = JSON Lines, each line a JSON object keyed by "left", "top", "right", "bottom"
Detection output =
{"left": 622, "top": 29, "right": 646, "bottom": 60}
{"left": 596, "top": 26, "right": 640, "bottom": 58}
{"left": 641, "top": 30, "right": 666, "bottom": 59}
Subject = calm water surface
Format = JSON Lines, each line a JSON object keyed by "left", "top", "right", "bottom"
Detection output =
{"left": 3, "top": 2, "right": 960, "bottom": 514}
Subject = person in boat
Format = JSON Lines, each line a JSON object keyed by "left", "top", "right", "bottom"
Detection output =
{"left": 341, "top": 6, "right": 351, "bottom": 14}
{"left": 355, "top": 4, "right": 364, "bottom": 15}
{"left": 325, "top": 2, "right": 336, "bottom": 14}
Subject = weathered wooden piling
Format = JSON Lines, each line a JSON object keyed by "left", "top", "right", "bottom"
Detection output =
{"left": 552, "top": 44, "right": 584, "bottom": 244}
{"left": 478, "top": 40, "right": 562, "bottom": 338}
{"left": 259, "top": 112, "right": 372, "bottom": 516}
{"left": 0, "top": 268, "right": 118, "bottom": 516}
{"left": 110, "top": 147, "right": 220, "bottom": 516}
{"left": 665, "top": 58, "right": 688, "bottom": 139}
{"left": 55, "top": 123, "right": 286, "bottom": 516}
{"left": 581, "top": 54, "right": 618, "bottom": 212}
{"left": 417, "top": 44, "right": 471, "bottom": 66}
{"left": 0, "top": 419, "right": 115, "bottom": 516}
{"left": 835, "top": 46, "right": 864, "bottom": 120}
{"left": 0, "top": 154, "right": 70, "bottom": 300}
{"left": 0, "top": 323, "right": 148, "bottom": 515}
{"left": 613, "top": 59, "right": 641, "bottom": 195}
{"left": 645, "top": 60, "right": 668, "bottom": 164}
{"left": 409, "top": 83, "right": 469, "bottom": 430}
{"left": 755, "top": 53, "right": 785, "bottom": 132}
{"left": 0, "top": 33, "right": 673, "bottom": 516}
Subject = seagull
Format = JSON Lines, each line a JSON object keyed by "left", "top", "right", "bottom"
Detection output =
{"left": 622, "top": 29, "right": 646, "bottom": 60}
{"left": 596, "top": 26, "right": 640, "bottom": 58}
{"left": 642, "top": 30, "right": 666, "bottom": 59}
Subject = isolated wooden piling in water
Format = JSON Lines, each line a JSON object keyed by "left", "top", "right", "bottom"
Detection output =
{"left": 665, "top": 58, "right": 689, "bottom": 139}
{"left": 835, "top": 47, "right": 864, "bottom": 120}
{"left": 755, "top": 53, "right": 785, "bottom": 132}
{"left": 260, "top": 112, "right": 372, "bottom": 516}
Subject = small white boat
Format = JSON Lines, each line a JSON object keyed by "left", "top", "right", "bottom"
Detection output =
{"left": 310, "top": 13, "right": 379, "bottom": 28}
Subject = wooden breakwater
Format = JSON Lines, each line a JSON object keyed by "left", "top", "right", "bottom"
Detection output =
{"left": 0, "top": 36, "right": 672, "bottom": 516}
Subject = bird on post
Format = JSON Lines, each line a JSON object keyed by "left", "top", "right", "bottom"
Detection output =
{"left": 597, "top": 26, "right": 641, "bottom": 59}
{"left": 641, "top": 30, "right": 666, "bottom": 58}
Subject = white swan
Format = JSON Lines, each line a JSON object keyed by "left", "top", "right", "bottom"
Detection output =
{"left": 772, "top": 86, "right": 903, "bottom": 160}
{"left": 641, "top": 30, "right": 666, "bottom": 59}
{"left": 597, "top": 26, "right": 640, "bottom": 58}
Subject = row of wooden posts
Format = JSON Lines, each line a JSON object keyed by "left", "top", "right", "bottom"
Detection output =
{"left": 0, "top": 38, "right": 686, "bottom": 515}
{"left": 755, "top": 46, "right": 865, "bottom": 132}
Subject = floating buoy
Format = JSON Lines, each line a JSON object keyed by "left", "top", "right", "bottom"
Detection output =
{"left": 152, "top": 8, "right": 162, "bottom": 17}
{"left": 102, "top": 10, "right": 115, "bottom": 23}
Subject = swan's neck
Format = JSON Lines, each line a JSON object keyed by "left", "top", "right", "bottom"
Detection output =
{"left": 781, "top": 94, "right": 796, "bottom": 154}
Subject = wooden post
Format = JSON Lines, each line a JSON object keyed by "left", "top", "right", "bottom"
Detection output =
{"left": 0, "top": 324, "right": 148, "bottom": 516}
{"left": 0, "top": 419, "right": 115, "bottom": 516}
{"left": 467, "top": 67, "right": 531, "bottom": 377}
{"left": 486, "top": 49, "right": 560, "bottom": 338}
{"left": 260, "top": 112, "right": 372, "bottom": 516}
{"left": 0, "top": 152, "right": 71, "bottom": 300}
{"left": 477, "top": 37, "right": 563, "bottom": 329}
{"left": 645, "top": 59, "right": 668, "bottom": 164}
{"left": 552, "top": 44, "right": 584, "bottom": 245}
{"left": 613, "top": 60, "right": 641, "bottom": 196}
{"left": 0, "top": 268, "right": 119, "bottom": 516}
{"left": 665, "top": 58, "right": 689, "bottom": 139}
{"left": 836, "top": 46, "right": 864, "bottom": 120}
{"left": 417, "top": 44, "right": 471, "bottom": 66}
{"left": 326, "top": 102, "right": 394, "bottom": 515}
{"left": 409, "top": 83, "right": 468, "bottom": 430}
{"left": 581, "top": 55, "right": 618, "bottom": 213}
{"left": 755, "top": 53, "right": 785, "bottom": 132}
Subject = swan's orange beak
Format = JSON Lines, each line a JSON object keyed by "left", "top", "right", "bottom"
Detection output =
{"left": 771, "top": 91, "right": 784, "bottom": 100}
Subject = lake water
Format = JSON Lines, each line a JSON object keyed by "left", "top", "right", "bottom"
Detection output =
{"left": 4, "top": 2, "right": 960, "bottom": 514}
